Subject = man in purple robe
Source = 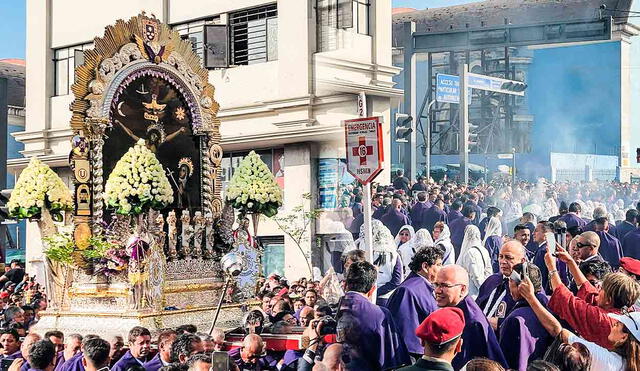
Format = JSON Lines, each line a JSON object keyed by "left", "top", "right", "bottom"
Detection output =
{"left": 142, "top": 330, "right": 176, "bottom": 371}
{"left": 18, "top": 333, "right": 42, "bottom": 371}
{"left": 410, "top": 192, "right": 430, "bottom": 231}
{"left": 617, "top": 209, "right": 638, "bottom": 240}
{"left": 228, "top": 335, "right": 271, "bottom": 371}
{"left": 623, "top": 225, "right": 640, "bottom": 259}
{"left": 337, "top": 261, "right": 410, "bottom": 370}
{"left": 434, "top": 265, "right": 507, "bottom": 370}
{"left": 449, "top": 206, "right": 476, "bottom": 258}
{"left": 111, "top": 327, "right": 151, "bottom": 371}
{"left": 380, "top": 199, "right": 410, "bottom": 237}
{"left": 447, "top": 201, "right": 463, "bottom": 224}
{"left": 558, "top": 202, "right": 587, "bottom": 229}
{"left": 594, "top": 218, "right": 623, "bottom": 269}
{"left": 386, "top": 246, "right": 443, "bottom": 359}
{"left": 500, "top": 263, "right": 551, "bottom": 370}
{"left": 476, "top": 241, "right": 527, "bottom": 323}
{"left": 423, "top": 199, "right": 448, "bottom": 234}
{"left": 24, "top": 340, "right": 56, "bottom": 371}
{"left": 532, "top": 221, "right": 569, "bottom": 293}
{"left": 81, "top": 339, "right": 110, "bottom": 371}
{"left": 0, "top": 329, "right": 22, "bottom": 362}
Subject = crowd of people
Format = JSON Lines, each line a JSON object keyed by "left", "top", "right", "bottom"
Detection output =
{"left": 3, "top": 172, "right": 640, "bottom": 370}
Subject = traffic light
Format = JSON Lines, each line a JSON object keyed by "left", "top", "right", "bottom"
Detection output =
{"left": 468, "top": 123, "right": 479, "bottom": 149}
{"left": 500, "top": 81, "right": 527, "bottom": 93}
{"left": 395, "top": 113, "right": 413, "bottom": 143}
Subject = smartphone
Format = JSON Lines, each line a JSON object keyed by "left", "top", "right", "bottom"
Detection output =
{"left": 211, "top": 351, "right": 230, "bottom": 371}
{"left": 545, "top": 232, "right": 556, "bottom": 255}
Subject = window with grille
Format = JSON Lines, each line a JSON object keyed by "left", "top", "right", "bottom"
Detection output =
{"left": 317, "top": 0, "right": 370, "bottom": 52}
{"left": 229, "top": 4, "right": 278, "bottom": 65}
{"left": 53, "top": 43, "right": 93, "bottom": 96}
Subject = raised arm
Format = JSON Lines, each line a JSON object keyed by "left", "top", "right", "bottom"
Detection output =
{"left": 518, "top": 276, "right": 571, "bottom": 343}
{"left": 165, "top": 127, "right": 187, "bottom": 143}
{"left": 115, "top": 120, "right": 140, "bottom": 142}
{"left": 553, "top": 245, "right": 588, "bottom": 287}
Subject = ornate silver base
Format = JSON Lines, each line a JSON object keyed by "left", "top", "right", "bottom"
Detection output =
{"left": 31, "top": 304, "right": 247, "bottom": 338}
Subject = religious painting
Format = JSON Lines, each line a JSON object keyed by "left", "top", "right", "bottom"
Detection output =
{"left": 104, "top": 73, "right": 202, "bottom": 217}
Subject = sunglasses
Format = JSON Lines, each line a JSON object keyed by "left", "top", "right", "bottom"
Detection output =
{"left": 576, "top": 242, "right": 593, "bottom": 249}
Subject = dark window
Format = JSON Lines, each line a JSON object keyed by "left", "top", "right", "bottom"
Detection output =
{"left": 53, "top": 43, "right": 92, "bottom": 96}
{"left": 229, "top": 4, "right": 278, "bottom": 65}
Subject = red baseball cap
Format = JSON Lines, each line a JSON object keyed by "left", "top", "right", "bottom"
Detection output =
{"left": 620, "top": 257, "right": 640, "bottom": 277}
{"left": 416, "top": 307, "right": 465, "bottom": 345}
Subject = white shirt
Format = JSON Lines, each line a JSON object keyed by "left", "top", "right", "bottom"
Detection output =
{"left": 567, "top": 332, "right": 624, "bottom": 371}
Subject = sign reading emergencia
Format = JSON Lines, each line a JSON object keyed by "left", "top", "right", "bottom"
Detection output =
{"left": 344, "top": 117, "right": 384, "bottom": 184}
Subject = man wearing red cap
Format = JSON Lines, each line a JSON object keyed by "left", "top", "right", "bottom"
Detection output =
{"left": 396, "top": 307, "right": 465, "bottom": 371}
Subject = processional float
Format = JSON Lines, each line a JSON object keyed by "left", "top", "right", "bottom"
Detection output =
{"left": 8, "top": 13, "right": 282, "bottom": 337}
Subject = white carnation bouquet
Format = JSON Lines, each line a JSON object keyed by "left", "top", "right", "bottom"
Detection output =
{"left": 8, "top": 157, "right": 73, "bottom": 221}
{"left": 226, "top": 150, "right": 283, "bottom": 217}
{"left": 104, "top": 139, "right": 174, "bottom": 215}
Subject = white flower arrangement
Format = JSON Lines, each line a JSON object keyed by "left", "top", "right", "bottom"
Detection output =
{"left": 226, "top": 150, "right": 283, "bottom": 217}
{"left": 8, "top": 157, "right": 73, "bottom": 220}
{"left": 104, "top": 139, "right": 174, "bottom": 215}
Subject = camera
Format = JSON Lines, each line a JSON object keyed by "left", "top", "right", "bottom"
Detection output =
{"left": 553, "top": 220, "right": 567, "bottom": 249}
{"left": 311, "top": 316, "right": 337, "bottom": 336}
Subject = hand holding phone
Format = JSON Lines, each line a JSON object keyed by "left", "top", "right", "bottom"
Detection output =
{"left": 545, "top": 232, "right": 556, "bottom": 255}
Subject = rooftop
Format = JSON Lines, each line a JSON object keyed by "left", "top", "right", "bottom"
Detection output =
{"left": 392, "top": 0, "right": 632, "bottom": 46}
{"left": 0, "top": 59, "right": 25, "bottom": 107}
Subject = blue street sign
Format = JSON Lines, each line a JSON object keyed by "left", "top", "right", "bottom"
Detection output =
{"left": 436, "top": 74, "right": 460, "bottom": 103}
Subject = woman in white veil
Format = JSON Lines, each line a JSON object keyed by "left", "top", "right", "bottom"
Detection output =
{"left": 433, "top": 221, "right": 455, "bottom": 265}
{"left": 397, "top": 228, "right": 433, "bottom": 275}
{"left": 394, "top": 225, "right": 415, "bottom": 247}
{"left": 456, "top": 224, "right": 491, "bottom": 299}
{"left": 355, "top": 220, "right": 403, "bottom": 307}
{"left": 482, "top": 217, "right": 503, "bottom": 273}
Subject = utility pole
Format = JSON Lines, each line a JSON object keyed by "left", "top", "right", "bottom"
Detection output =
{"left": 425, "top": 100, "right": 435, "bottom": 180}
{"left": 458, "top": 64, "right": 469, "bottom": 184}
{"left": 403, "top": 21, "right": 417, "bottom": 181}
{"left": 512, "top": 147, "right": 517, "bottom": 185}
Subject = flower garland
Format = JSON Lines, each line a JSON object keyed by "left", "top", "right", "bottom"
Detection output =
{"left": 7, "top": 157, "right": 73, "bottom": 221}
{"left": 104, "top": 139, "right": 174, "bottom": 215}
{"left": 226, "top": 151, "right": 283, "bottom": 217}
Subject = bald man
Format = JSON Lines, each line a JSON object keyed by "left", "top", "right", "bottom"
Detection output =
{"left": 313, "top": 344, "right": 345, "bottom": 371}
{"left": 17, "top": 333, "right": 42, "bottom": 371}
{"left": 299, "top": 306, "right": 315, "bottom": 327}
{"left": 476, "top": 241, "right": 528, "bottom": 319}
{"left": 228, "top": 334, "right": 270, "bottom": 370}
{"left": 434, "top": 265, "right": 507, "bottom": 370}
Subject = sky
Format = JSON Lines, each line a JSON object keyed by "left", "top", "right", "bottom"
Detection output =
{"left": 0, "top": 1, "right": 25, "bottom": 60}
{"left": 0, "top": 0, "right": 482, "bottom": 60}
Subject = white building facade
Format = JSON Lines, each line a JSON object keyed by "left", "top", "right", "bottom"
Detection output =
{"left": 12, "top": 0, "right": 400, "bottom": 279}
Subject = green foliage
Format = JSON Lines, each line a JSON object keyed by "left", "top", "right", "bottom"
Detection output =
{"left": 42, "top": 232, "right": 75, "bottom": 264}
{"left": 272, "top": 193, "right": 322, "bottom": 275}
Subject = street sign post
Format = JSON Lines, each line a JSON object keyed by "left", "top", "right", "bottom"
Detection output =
{"left": 344, "top": 116, "right": 383, "bottom": 265}
{"left": 436, "top": 74, "right": 460, "bottom": 104}
{"left": 344, "top": 117, "right": 384, "bottom": 184}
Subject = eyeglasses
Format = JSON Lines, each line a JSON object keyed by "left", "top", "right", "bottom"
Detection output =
{"left": 433, "top": 282, "right": 463, "bottom": 290}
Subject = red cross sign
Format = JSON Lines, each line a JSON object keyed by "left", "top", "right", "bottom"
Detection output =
{"left": 344, "top": 117, "right": 384, "bottom": 184}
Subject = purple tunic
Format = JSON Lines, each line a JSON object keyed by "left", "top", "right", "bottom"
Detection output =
{"left": 476, "top": 273, "right": 515, "bottom": 317}
{"left": 558, "top": 213, "right": 587, "bottom": 229}
{"left": 228, "top": 348, "right": 271, "bottom": 370}
{"left": 386, "top": 272, "right": 439, "bottom": 354}
{"left": 410, "top": 202, "right": 430, "bottom": 231}
{"left": 447, "top": 210, "right": 463, "bottom": 223}
{"left": 376, "top": 256, "right": 403, "bottom": 307}
{"left": 338, "top": 292, "right": 410, "bottom": 370}
{"left": 423, "top": 206, "right": 448, "bottom": 234}
{"left": 499, "top": 300, "right": 552, "bottom": 371}
{"left": 60, "top": 352, "right": 84, "bottom": 371}
{"left": 595, "top": 231, "right": 623, "bottom": 269}
{"left": 380, "top": 209, "right": 410, "bottom": 237}
{"left": 533, "top": 242, "right": 569, "bottom": 294}
{"left": 111, "top": 351, "right": 146, "bottom": 371}
{"left": 142, "top": 354, "right": 165, "bottom": 371}
{"left": 452, "top": 295, "right": 508, "bottom": 370}
{"left": 0, "top": 351, "right": 22, "bottom": 361}
{"left": 616, "top": 221, "right": 636, "bottom": 240}
{"left": 484, "top": 235, "right": 503, "bottom": 273}
{"left": 622, "top": 228, "right": 640, "bottom": 259}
